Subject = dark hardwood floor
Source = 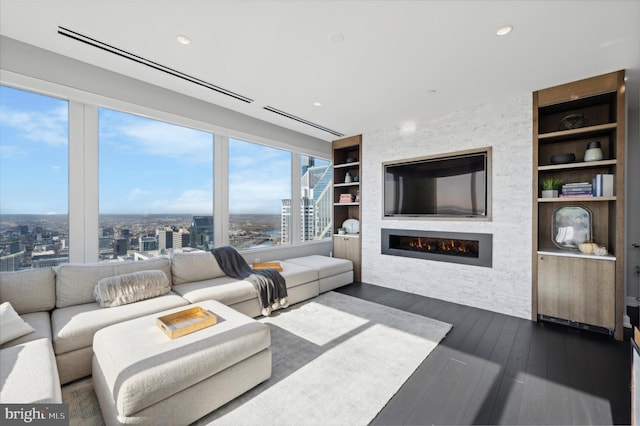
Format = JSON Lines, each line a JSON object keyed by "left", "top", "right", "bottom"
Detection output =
{"left": 336, "top": 282, "right": 631, "bottom": 425}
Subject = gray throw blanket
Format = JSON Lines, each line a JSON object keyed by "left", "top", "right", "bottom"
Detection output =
{"left": 211, "top": 246, "right": 287, "bottom": 315}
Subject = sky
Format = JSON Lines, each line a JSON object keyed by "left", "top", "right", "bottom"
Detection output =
{"left": 1, "top": 85, "right": 299, "bottom": 215}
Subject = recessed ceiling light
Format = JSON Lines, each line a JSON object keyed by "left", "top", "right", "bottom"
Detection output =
{"left": 313, "top": 101, "right": 323, "bottom": 107}
{"left": 427, "top": 89, "right": 437, "bottom": 95}
{"left": 176, "top": 35, "right": 192, "bottom": 45}
{"left": 496, "top": 26, "right": 513, "bottom": 36}
{"left": 328, "top": 33, "right": 345, "bottom": 43}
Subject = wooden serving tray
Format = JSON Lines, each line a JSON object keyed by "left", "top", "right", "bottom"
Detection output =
{"left": 157, "top": 306, "right": 217, "bottom": 339}
{"left": 252, "top": 261, "right": 283, "bottom": 272}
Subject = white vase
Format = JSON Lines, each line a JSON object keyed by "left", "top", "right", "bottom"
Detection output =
{"left": 541, "top": 190, "right": 558, "bottom": 198}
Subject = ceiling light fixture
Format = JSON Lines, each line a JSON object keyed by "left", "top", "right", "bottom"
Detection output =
{"left": 176, "top": 35, "right": 192, "bottom": 45}
{"left": 496, "top": 26, "right": 513, "bottom": 36}
{"left": 313, "top": 101, "right": 323, "bottom": 107}
{"left": 328, "top": 33, "right": 345, "bottom": 43}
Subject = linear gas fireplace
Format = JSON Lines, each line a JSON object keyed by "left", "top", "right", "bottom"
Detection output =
{"left": 381, "top": 229, "right": 492, "bottom": 267}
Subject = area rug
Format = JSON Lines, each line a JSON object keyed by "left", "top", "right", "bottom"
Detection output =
{"left": 62, "top": 291, "right": 451, "bottom": 426}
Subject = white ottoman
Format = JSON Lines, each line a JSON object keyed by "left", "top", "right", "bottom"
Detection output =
{"left": 283, "top": 255, "right": 353, "bottom": 293}
{"left": 92, "top": 300, "right": 271, "bottom": 425}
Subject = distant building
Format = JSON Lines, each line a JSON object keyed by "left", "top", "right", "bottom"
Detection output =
{"left": 281, "top": 199, "right": 292, "bottom": 243}
{"left": 157, "top": 227, "right": 190, "bottom": 250}
{"left": 113, "top": 238, "right": 128, "bottom": 256}
{"left": 281, "top": 162, "right": 332, "bottom": 244}
{"left": 139, "top": 236, "right": 157, "bottom": 252}
{"left": 190, "top": 216, "right": 214, "bottom": 250}
{"left": 0, "top": 251, "right": 24, "bottom": 272}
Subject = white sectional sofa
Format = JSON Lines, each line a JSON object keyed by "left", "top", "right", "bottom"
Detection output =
{"left": 0, "top": 250, "right": 353, "bottom": 410}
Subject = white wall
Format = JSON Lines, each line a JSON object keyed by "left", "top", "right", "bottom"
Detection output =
{"left": 361, "top": 95, "right": 533, "bottom": 319}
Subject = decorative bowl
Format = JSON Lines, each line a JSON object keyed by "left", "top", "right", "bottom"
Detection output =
{"left": 550, "top": 153, "right": 575, "bottom": 164}
{"left": 558, "top": 113, "right": 588, "bottom": 130}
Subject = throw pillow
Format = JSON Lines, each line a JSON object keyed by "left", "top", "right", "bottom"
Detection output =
{"left": 0, "top": 302, "right": 35, "bottom": 345}
{"left": 94, "top": 270, "right": 171, "bottom": 308}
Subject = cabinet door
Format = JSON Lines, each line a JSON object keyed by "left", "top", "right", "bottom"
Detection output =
{"left": 333, "top": 236, "right": 361, "bottom": 282}
{"left": 537, "top": 255, "right": 615, "bottom": 329}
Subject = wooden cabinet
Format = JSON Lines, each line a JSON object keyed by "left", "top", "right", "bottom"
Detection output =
{"left": 537, "top": 254, "right": 615, "bottom": 329}
{"left": 332, "top": 135, "right": 362, "bottom": 282}
{"left": 334, "top": 235, "right": 361, "bottom": 281}
{"left": 532, "top": 70, "right": 625, "bottom": 340}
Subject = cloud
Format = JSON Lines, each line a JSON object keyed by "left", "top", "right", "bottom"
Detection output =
{"left": 127, "top": 187, "right": 151, "bottom": 201}
{"left": 0, "top": 105, "right": 68, "bottom": 146}
{"left": 99, "top": 109, "right": 213, "bottom": 164}
{"left": 0, "top": 144, "right": 25, "bottom": 160}
{"left": 148, "top": 188, "right": 214, "bottom": 214}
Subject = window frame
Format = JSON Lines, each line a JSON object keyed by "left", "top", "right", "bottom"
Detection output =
{"left": 0, "top": 71, "right": 332, "bottom": 263}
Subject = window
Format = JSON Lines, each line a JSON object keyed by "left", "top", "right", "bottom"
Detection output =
{"left": 0, "top": 85, "right": 69, "bottom": 271}
{"left": 300, "top": 155, "right": 333, "bottom": 242}
{"left": 228, "top": 138, "right": 292, "bottom": 249}
{"left": 98, "top": 108, "right": 214, "bottom": 260}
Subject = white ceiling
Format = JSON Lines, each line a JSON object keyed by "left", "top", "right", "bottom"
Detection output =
{"left": 1, "top": 0, "right": 639, "bottom": 142}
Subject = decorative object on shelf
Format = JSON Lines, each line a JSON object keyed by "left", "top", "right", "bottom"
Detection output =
{"left": 345, "top": 157, "right": 356, "bottom": 163}
{"left": 550, "top": 153, "right": 576, "bottom": 165}
{"left": 355, "top": 190, "right": 360, "bottom": 202}
{"left": 558, "top": 113, "right": 588, "bottom": 130}
{"left": 594, "top": 246, "right": 608, "bottom": 256}
{"left": 541, "top": 178, "right": 563, "bottom": 198}
{"left": 344, "top": 171, "right": 352, "bottom": 183}
{"left": 578, "top": 241, "right": 597, "bottom": 254}
{"left": 353, "top": 175, "right": 359, "bottom": 182}
{"left": 337, "top": 227, "right": 346, "bottom": 235}
{"left": 584, "top": 140, "right": 603, "bottom": 162}
{"left": 552, "top": 205, "right": 592, "bottom": 250}
{"left": 342, "top": 218, "right": 359, "bottom": 234}
{"left": 339, "top": 193, "right": 354, "bottom": 203}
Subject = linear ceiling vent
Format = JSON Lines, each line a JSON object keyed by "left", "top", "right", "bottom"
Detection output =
{"left": 263, "top": 106, "right": 344, "bottom": 137}
{"left": 58, "top": 26, "right": 253, "bottom": 104}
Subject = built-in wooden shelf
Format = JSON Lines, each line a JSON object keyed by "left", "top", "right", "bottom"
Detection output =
{"left": 538, "top": 122, "right": 618, "bottom": 141}
{"left": 538, "top": 159, "right": 617, "bottom": 171}
{"left": 537, "top": 196, "right": 616, "bottom": 202}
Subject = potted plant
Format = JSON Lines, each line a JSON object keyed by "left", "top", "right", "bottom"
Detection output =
{"left": 541, "top": 178, "right": 562, "bottom": 198}
{"left": 337, "top": 227, "right": 347, "bottom": 235}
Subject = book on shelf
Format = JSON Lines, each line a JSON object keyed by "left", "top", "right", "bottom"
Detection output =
{"left": 592, "top": 174, "right": 614, "bottom": 197}
{"left": 559, "top": 193, "right": 593, "bottom": 198}
{"left": 561, "top": 182, "right": 592, "bottom": 198}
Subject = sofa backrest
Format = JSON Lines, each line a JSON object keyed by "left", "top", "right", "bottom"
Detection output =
{"left": 0, "top": 268, "right": 56, "bottom": 314}
{"left": 171, "top": 251, "right": 226, "bottom": 285}
{"left": 55, "top": 257, "right": 172, "bottom": 308}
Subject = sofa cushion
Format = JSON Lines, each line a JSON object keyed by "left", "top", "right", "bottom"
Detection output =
{"left": 172, "top": 276, "right": 257, "bottom": 305}
{"left": 284, "top": 255, "right": 353, "bottom": 278}
{"left": 0, "top": 312, "right": 52, "bottom": 349}
{"left": 277, "top": 261, "right": 318, "bottom": 287}
{"left": 0, "top": 338, "right": 62, "bottom": 403}
{"left": 56, "top": 257, "right": 171, "bottom": 308}
{"left": 95, "top": 270, "right": 171, "bottom": 308}
{"left": 51, "top": 292, "right": 188, "bottom": 355}
{"left": 171, "top": 251, "right": 225, "bottom": 285}
{"left": 0, "top": 302, "right": 35, "bottom": 345}
{"left": 0, "top": 267, "right": 56, "bottom": 314}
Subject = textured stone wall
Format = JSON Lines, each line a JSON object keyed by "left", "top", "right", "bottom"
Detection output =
{"left": 361, "top": 95, "right": 533, "bottom": 319}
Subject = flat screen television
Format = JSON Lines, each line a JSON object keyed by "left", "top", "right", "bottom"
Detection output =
{"left": 384, "top": 150, "right": 488, "bottom": 218}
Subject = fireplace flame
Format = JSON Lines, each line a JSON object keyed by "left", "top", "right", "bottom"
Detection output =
{"left": 406, "top": 236, "right": 473, "bottom": 255}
